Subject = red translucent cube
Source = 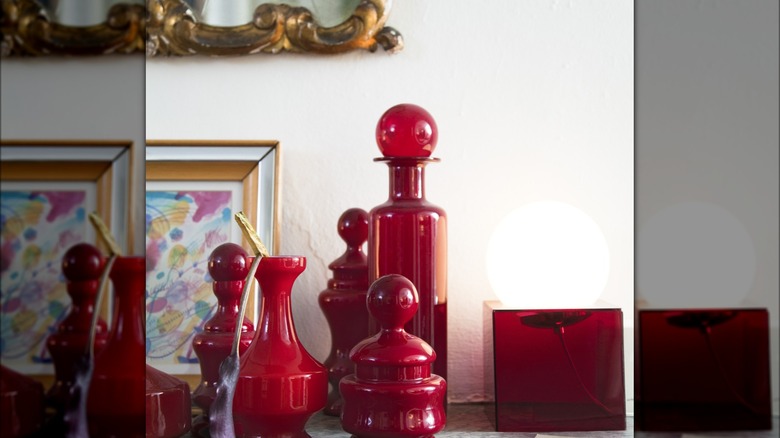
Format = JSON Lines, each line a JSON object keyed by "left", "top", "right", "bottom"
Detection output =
{"left": 484, "top": 303, "right": 626, "bottom": 432}
{"left": 637, "top": 308, "right": 772, "bottom": 431}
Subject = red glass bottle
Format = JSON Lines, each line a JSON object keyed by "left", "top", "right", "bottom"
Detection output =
{"left": 191, "top": 243, "right": 255, "bottom": 435}
{"left": 233, "top": 256, "right": 327, "bottom": 437}
{"left": 340, "top": 274, "right": 447, "bottom": 437}
{"left": 318, "top": 208, "right": 370, "bottom": 416}
{"left": 0, "top": 365, "right": 44, "bottom": 438}
{"left": 368, "top": 103, "right": 448, "bottom": 381}
{"left": 145, "top": 364, "right": 192, "bottom": 438}
{"left": 87, "top": 256, "right": 146, "bottom": 438}
{"left": 46, "top": 243, "right": 109, "bottom": 413}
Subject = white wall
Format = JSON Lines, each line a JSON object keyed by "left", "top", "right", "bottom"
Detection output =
{"left": 636, "top": 0, "right": 779, "bottom": 414}
{"left": 146, "top": 0, "right": 634, "bottom": 403}
{"left": 0, "top": 56, "right": 146, "bottom": 254}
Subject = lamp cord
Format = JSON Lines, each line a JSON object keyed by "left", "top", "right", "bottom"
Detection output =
{"left": 556, "top": 327, "right": 617, "bottom": 415}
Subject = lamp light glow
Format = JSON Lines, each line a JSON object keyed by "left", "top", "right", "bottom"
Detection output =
{"left": 486, "top": 201, "right": 610, "bottom": 309}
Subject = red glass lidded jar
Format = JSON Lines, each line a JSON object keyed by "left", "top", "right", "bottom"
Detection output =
{"left": 87, "top": 256, "right": 146, "bottom": 438}
{"left": 191, "top": 243, "right": 255, "bottom": 434}
{"left": 340, "top": 274, "right": 447, "bottom": 437}
{"left": 368, "top": 103, "right": 448, "bottom": 382}
{"left": 232, "top": 256, "right": 327, "bottom": 438}
{"left": 46, "top": 243, "right": 109, "bottom": 412}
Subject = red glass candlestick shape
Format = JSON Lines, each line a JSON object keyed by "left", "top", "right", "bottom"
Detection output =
{"left": 145, "top": 364, "right": 192, "bottom": 438}
{"left": 0, "top": 365, "right": 44, "bottom": 438}
{"left": 369, "top": 103, "right": 448, "bottom": 381}
{"left": 318, "top": 208, "right": 370, "bottom": 416}
{"left": 46, "top": 243, "right": 109, "bottom": 413}
{"left": 341, "top": 274, "right": 447, "bottom": 437}
{"left": 233, "top": 256, "right": 327, "bottom": 438}
{"left": 87, "top": 256, "right": 145, "bottom": 438}
{"left": 191, "top": 243, "right": 255, "bottom": 435}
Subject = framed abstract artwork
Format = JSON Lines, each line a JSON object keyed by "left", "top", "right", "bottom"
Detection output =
{"left": 145, "top": 140, "right": 280, "bottom": 377}
{"left": 0, "top": 140, "right": 134, "bottom": 377}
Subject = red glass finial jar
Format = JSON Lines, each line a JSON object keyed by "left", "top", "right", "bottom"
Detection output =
{"left": 46, "top": 243, "right": 109, "bottom": 413}
{"left": 87, "top": 256, "right": 146, "bottom": 438}
{"left": 340, "top": 274, "right": 447, "bottom": 437}
{"left": 233, "top": 256, "right": 327, "bottom": 437}
{"left": 191, "top": 243, "right": 255, "bottom": 435}
{"left": 369, "top": 103, "right": 448, "bottom": 382}
{"left": 318, "top": 208, "right": 370, "bottom": 416}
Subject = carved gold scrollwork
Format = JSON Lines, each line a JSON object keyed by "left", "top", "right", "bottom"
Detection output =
{"left": 1, "top": 0, "right": 145, "bottom": 56}
{"left": 146, "top": 0, "right": 403, "bottom": 57}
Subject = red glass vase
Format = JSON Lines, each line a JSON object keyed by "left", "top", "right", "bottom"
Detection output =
{"left": 368, "top": 104, "right": 448, "bottom": 381}
{"left": 145, "top": 364, "right": 192, "bottom": 438}
{"left": 46, "top": 243, "right": 109, "bottom": 413}
{"left": 191, "top": 243, "right": 255, "bottom": 435}
{"left": 340, "top": 274, "right": 447, "bottom": 437}
{"left": 0, "top": 365, "right": 44, "bottom": 438}
{"left": 318, "top": 208, "right": 370, "bottom": 416}
{"left": 233, "top": 256, "right": 327, "bottom": 438}
{"left": 87, "top": 256, "right": 146, "bottom": 438}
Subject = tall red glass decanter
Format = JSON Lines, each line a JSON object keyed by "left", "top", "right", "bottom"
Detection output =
{"left": 191, "top": 243, "right": 255, "bottom": 435}
{"left": 318, "top": 208, "right": 370, "bottom": 416}
{"left": 233, "top": 256, "right": 327, "bottom": 437}
{"left": 46, "top": 243, "right": 109, "bottom": 413}
{"left": 368, "top": 103, "right": 448, "bottom": 381}
{"left": 87, "top": 256, "right": 145, "bottom": 437}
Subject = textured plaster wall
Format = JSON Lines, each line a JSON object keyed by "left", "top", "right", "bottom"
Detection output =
{"left": 146, "top": 0, "right": 634, "bottom": 404}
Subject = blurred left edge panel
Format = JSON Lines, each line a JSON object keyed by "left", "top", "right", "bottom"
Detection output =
{"left": 1, "top": 1, "right": 147, "bottom": 437}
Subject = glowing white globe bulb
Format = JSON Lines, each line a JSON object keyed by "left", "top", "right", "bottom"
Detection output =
{"left": 486, "top": 201, "right": 611, "bottom": 309}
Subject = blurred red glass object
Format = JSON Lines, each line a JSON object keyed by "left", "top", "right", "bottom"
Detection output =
{"left": 0, "top": 365, "right": 44, "bottom": 437}
{"left": 87, "top": 256, "right": 146, "bottom": 437}
{"left": 485, "top": 303, "right": 626, "bottom": 432}
{"left": 637, "top": 308, "right": 771, "bottom": 431}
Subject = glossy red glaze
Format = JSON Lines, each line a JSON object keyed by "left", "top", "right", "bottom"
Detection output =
{"left": 87, "top": 256, "right": 146, "bottom": 438}
{"left": 192, "top": 243, "right": 255, "bottom": 434}
{"left": 637, "top": 309, "right": 771, "bottom": 431}
{"left": 318, "top": 208, "right": 370, "bottom": 416}
{"left": 46, "top": 243, "right": 109, "bottom": 412}
{"left": 376, "top": 103, "right": 438, "bottom": 158}
{"left": 341, "top": 274, "right": 446, "bottom": 437}
{"left": 145, "top": 365, "right": 192, "bottom": 438}
{"left": 369, "top": 124, "right": 448, "bottom": 382}
{"left": 233, "top": 256, "right": 327, "bottom": 438}
{"left": 489, "top": 307, "right": 625, "bottom": 432}
{"left": 0, "top": 365, "right": 44, "bottom": 438}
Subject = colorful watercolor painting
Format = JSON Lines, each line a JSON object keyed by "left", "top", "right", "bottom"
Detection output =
{"left": 1, "top": 190, "right": 88, "bottom": 370}
{"left": 145, "top": 190, "right": 233, "bottom": 367}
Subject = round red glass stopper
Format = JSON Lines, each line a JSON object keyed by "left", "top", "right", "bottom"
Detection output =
{"left": 376, "top": 104, "right": 438, "bottom": 157}
{"left": 62, "top": 243, "right": 104, "bottom": 281}
{"left": 338, "top": 208, "right": 369, "bottom": 248}
{"left": 208, "top": 243, "right": 248, "bottom": 281}
{"left": 366, "top": 274, "right": 419, "bottom": 330}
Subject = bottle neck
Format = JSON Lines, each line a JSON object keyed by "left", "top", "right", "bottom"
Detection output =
{"left": 108, "top": 259, "right": 145, "bottom": 345}
{"left": 387, "top": 160, "right": 427, "bottom": 200}
{"left": 256, "top": 286, "right": 297, "bottom": 344}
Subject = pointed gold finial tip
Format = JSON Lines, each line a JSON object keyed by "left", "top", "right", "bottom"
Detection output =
{"left": 234, "top": 211, "right": 270, "bottom": 257}
{"left": 88, "top": 212, "right": 123, "bottom": 256}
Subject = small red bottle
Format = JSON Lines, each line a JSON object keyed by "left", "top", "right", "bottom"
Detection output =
{"left": 233, "top": 256, "right": 327, "bottom": 437}
{"left": 368, "top": 104, "right": 448, "bottom": 382}
{"left": 0, "top": 365, "right": 44, "bottom": 438}
{"left": 341, "top": 274, "right": 447, "bottom": 437}
{"left": 318, "top": 208, "right": 370, "bottom": 416}
{"left": 46, "top": 243, "right": 109, "bottom": 413}
{"left": 145, "top": 364, "right": 192, "bottom": 438}
{"left": 191, "top": 243, "right": 255, "bottom": 435}
{"left": 87, "top": 256, "right": 146, "bottom": 438}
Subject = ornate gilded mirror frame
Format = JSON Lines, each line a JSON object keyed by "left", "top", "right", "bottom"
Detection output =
{"left": 1, "top": 0, "right": 146, "bottom": 56}
{"left": 146, "top": 0, "right": 403, "bottom": 56}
